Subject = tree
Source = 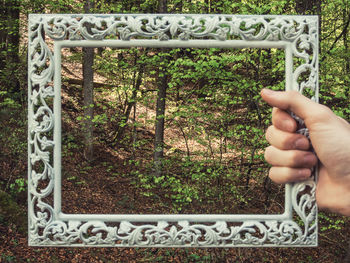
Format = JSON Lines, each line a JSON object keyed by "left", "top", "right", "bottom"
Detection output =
{"left": 114, "top": 49, "right": 145, "bottom": 143}
{"left": 153, "top": 0, "right": 168, "bottom": 177}
{"left": 295, "top": 0, "right": 321, "bottom": 14}
{"left": 82, "top": 0, "right": 95, "bottom": 161}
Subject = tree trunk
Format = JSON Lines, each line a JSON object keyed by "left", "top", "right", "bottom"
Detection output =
{"left": 205, "top": 0, "right": 210, "bottom": 13}
{"left": 115, "top": 54, "right": 144, "bottom": 143}
{"left": 158, "top": 0, "right": 167, "bottom": 13}
{"left": 0, "top": 1, "right": 7, "bottom": 72}
{"left": 154, "top": 66, "right": 167, "bottom": 177}
{"left": 153, "top": 0, "right": 168, "bottom": 177}
{"left": 295, "top": 0, "right": 321, "bottom": 14}
{"left": 83, "top": 1, "right": 95, "bottom": 161}
{"left": 132, "top": 102, "right": 137, "bottom": 160}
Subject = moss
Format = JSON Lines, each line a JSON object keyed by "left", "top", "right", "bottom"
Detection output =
{"left": 0, "top": 190, "right": 27, "bottom": 234}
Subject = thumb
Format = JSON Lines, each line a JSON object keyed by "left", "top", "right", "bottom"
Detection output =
{"left": 260, "top": 89, "right": 328, "bottom": 127}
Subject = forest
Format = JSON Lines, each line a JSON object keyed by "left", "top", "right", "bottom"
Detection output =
{"left": 0, "top": 0, "right": 349, "bottom": 262}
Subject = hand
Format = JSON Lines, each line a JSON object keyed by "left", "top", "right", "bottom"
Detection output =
{"left": 261, "top": 89, "right": 350, "bottom": 216}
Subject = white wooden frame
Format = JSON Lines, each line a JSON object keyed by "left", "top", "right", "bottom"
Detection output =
{"left": 28, "top": 14, "right": 318, "bottom": 247}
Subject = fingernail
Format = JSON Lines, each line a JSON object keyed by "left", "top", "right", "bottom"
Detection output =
{"left": 304, "top": 154, "right": 316, "bottom": 165}
{"left": 294, "top": 138, "right": 308, "bottom": 150}
{"left": 298, "top": 168, "right": 311, "bottom": 179}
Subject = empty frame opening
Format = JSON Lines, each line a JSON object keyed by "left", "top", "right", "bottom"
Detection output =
{"left": 60, "top": 46, "right": 286, "bottom": 215}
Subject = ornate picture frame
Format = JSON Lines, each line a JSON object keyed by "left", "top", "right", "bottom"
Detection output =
{"left": 28, "top": 14, "right": 318, "bottom": 247}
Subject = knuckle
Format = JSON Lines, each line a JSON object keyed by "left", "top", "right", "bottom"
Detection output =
{"left": 318, "top": 104, "right": 332, "bottom": 113}
{"left": 309, "top": 105, "right": 333, "bottom": 123}
{"left": 271, "top": 107, "right": 279, "bottom": 117}
{"left": 318, "top": 105, "right": 333, "bottom": 118}
{"left": 268, "top": 168, "right": 275, "bottom": 180}
{"left": 285, "top": 90, "right": 299, "bottom": 99}
{"left": 280, "top": 134, "right": 294, "bottom": 150}
{"left": 291, "top": 151, "right": 301, "bottom": 165}
{"left": 269, "top": 167, "right": 289, "bottom": 184}
{"left": 271, "top": 109, "right": 282, "bottom": 122}
{"left": 265, "top": 126, "right": 274, "bottom": 142}
{"left": 264, "top": 146, "right": 274, "bottom": 163}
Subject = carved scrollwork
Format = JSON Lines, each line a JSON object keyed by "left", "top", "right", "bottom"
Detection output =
{"left": 32, "top": 15, "right": 318, "bottom": 43}
{"left": 28, "top": 14, "right": 318, "bottom": 247}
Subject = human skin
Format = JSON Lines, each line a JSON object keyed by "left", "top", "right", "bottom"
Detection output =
{"left": 261, "top": 89, "right": 350, "bottom": 216}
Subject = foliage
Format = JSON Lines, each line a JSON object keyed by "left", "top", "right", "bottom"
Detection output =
{"left": 319, "top": 212, "right": 346, "bottom": 232}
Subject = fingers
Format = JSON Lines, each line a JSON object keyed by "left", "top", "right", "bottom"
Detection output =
{"left": 269, "top": 167, "right": 312, "bottom": 184}
{"left": 261, "top": 89, "right": 331, "bottom": 126}
{"left": 272, "top": 108, "right": 297, "bottom": 132}
{"left": 264, "top": 123, "right": 315, "bottom": 184}
{"left": 265, "top": 125, "right": 310, "bottom": 150}
{"left": 260, "top": 89, "right": 324, "bottom": 184}
{"left": 264, "top": 146, "right": 317, "bottom": 168}
{"left": 265, "top": 146, "right": 316, "bottom": 184}
{"left": 261, "top": 89, "right": 319, "bottom": 184}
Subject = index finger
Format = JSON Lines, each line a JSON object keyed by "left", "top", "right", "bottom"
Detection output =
{"left": 261, "top": 89, "right": 327, "bottom": 127}
{"left": 272, "top": 107, "right": 297, "bottom": 133}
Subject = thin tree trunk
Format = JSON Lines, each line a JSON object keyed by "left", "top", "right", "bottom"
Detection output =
{"left": 132, "top": 102, "right": 137, "bottom": 160}
{"left": 295, "top": 0, "right": 321, "bottom": 14}
{"left": 154, "top": 69, "right": 167, "bottom": 177}
{"left": 245, "top": 147, "right": 257, "bottom": 190}
{"left": 154, "top": 0, "right": 168, "bottom": 177}
{"left": 83, "top": 1, "right": 94, "bottom": 161}
{"left": 178, "top": 121, "right": 190, "bottom": 160}
{"left": 158, "top": 0, "right": 167, "bottom": 13}
{"left": 206, "top": 130, "right": 214, "bottom": 158}
{"left": 204, "top": 0, "right": 210, "bottom": 13}
{"left": 83, "top": 47, "right": 94, "bottom": 161}
{"left": 115, "top": 54, "right": 144, "bottom": 143}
